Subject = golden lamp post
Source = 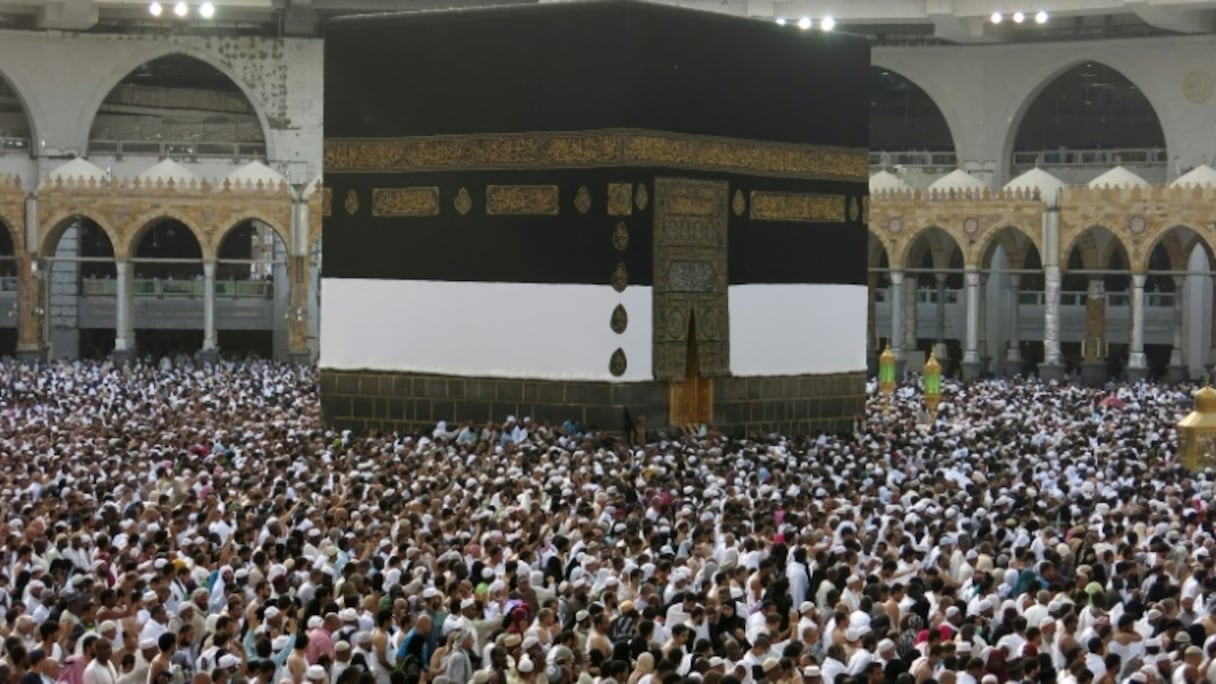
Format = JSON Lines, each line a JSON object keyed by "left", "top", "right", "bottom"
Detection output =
{"left": 922, "top": 351, "right": 942, "bottom": 417}
{"left": 879, "top": 343, "right": 896, "bottom": 397}
{"left": 1177, "top": 384, "right": 1216, "bottom": 471}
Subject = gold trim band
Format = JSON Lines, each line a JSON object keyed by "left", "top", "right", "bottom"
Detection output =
{"left": 750, "top": 191, "right": 846, "bottom": 223}
{"left": 325, "top": 129, "right": 867, "bottom": 182}
{"left": 485, "top": 185, "right": 560, "bottom": 216}
{"left": 372, "top": 187, "right": 440, "bottom": 217}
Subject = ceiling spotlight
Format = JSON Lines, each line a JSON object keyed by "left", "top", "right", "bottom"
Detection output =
{"left": 1013, "top": 11, "right": 1025, "bottom": 23}
{"left": 173, "top": 1, "right": 188, "bottom": 17}
{"left": 990, "top": 11, "right": 1003, "bottom": 24}
{"left": 775, "top": 17, "right": 786, "bottom": 25}
{"left": 820, "top": 15, "right": 835, "bottom": 31}
{"left": 797, "top": 16, "right": 812, "bottom": 29}
{"left": 1035, "top": 10, "right": 1048, "bottom": 24}
{"left": 200, "top": 2, "right": 215, "bottom": 18}
{"left": 149, "top": 1, "right": 163, "bottom": 16}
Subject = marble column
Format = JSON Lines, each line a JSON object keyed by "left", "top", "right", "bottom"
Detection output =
{"left": 201, "top": 260, "right": 218, "bottom": 363}
{"left": 113, "top": 259, "right": 134, "bottom": 364}
{"left": 902, "top": 275, "right": 918, "bottom": 361}
{"left": 1168, "top": 276, "right": 1187, "bottom": 383}
{"left": 978, "top": 273, "right": 990, "bottom": 375}
{"left": 962, "top": 271, "right": 980, "bottom": 379}
{"left": 1128, "top": 273, "right": 1148, "bottom": 382}
{"left": 934, "top": 273, "right": 949, "bottom": 361}
{"left": 889, "top": 270, "right": 906, "bottom": 379}
{"left": 1005, "top": 274, "right": 1023, "bottom": 377}
{"left": 1080, "top": 277, "right": 1107, "bottom": 385}
{"left": 1039, "top": 206, "right": 1065, "bottom": 381}
{"left": 866, "top": 272, "right": 879, "bottom": 376}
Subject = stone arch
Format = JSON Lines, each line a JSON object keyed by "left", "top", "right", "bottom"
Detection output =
{"left": 125, "top": 211, "right": 206, "bottom": 262}
{"left": 1062, "top": 226, "right": 1130, "bottom": 273}
{"left": 82, "top": 49, "right": 272, "bottom": 159}
{"left": 868, "top": 227, "right": 890, "bottom": 270}
{"left": 976, "top": 224, "right": 1040, "bottom": 270}
{"left": 900, "top": 226, "right": 963, "bottom": 273}
{"left": 40, "top": 213, "right": 120, "bottom": 258}
{"left": 208, "top": 214, "right": 290, "bottom": 263}
{"left": 868, "top": 66, "right": 957, "bottom": 159}
{"left": 1140, "top": 225, "right": 1216, "bottom": 274}
{"left": 1003, "top": 59, "right": 1166, "bottom": 175}
{"left": 0, "top": 212, "right": 22, "bottom": 256}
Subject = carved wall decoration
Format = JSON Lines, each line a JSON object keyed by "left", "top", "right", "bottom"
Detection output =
{"left": 35, "top": 174, "right": 300, "bottom": 262}
{"left": 1128, "top": 215, "right": 1147, "bottom": 236}
{"left": 749, "top": 191, "right": 845, "bottom": 222}
{"left": 325, "top": 129, "right": 869, "bottom": 181}
{"left": 609, "top": 348, "right": 628, "bottom": 377}
{"left": 454, "top": 187, "right": 473, "bottom": 216}
{"left": 371, "top": 187, "right": 440, "bottom": 217}
{"left": 611, "top": 263, "right": 628, "bottom": 292}
{"left": 732, "top": 189, "right": 746, "bottom": 217}
{"left": 635, "top": 183, "right": 649, "bottom": 211}
{"left": 612, "top": 222, "right": 629, "bottom": 252}
{"left": 485, "top": 185, "right": 560, "bottom": 215}
{"left": 653, "top": 177, "right": 729, "bottom": 381}
{"left": 575, "top": 185, "right": 592, "bottom": 214}
{"left": 343, "top": 190, "right": 361, "bottom": 216}
{"left": 610, "top": 304, "right": 628, "bottom": 334}
{"left": 1184, "top": 70, "right": 1214, "bottom": 104}
{"left": 607, "top": 183, "right": 633, "bottom": 216}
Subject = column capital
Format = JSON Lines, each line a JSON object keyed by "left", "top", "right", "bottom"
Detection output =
{"left": 1009, "top": 273, "right": 1022, "bottom": 288}
{"left": 888, "top": 270, "right": 904, "bottom": 285}
{"left": 1132, "top": 272, "right": 1147, "bottom": 288}
{"left": 202, "top": 260, "right": 217, "bottom": 277}
{"left": 964, "top": 270, "right": 981, "bottom": 287}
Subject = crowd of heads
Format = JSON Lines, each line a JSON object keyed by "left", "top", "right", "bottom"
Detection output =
{"left": 0, "top": 359, "right": 1211, "bottom": 684}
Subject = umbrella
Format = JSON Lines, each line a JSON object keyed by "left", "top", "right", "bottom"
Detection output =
{"left": 1100, "top": 396, "right": 1126, "bottom": 410}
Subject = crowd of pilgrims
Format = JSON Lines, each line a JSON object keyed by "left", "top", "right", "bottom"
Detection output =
{"left": 0, "top": 359, "right": 1210, "bottom": 684}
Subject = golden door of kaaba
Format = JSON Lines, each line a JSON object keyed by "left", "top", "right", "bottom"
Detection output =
{"left": 653, "top": 178, "right": 728, "bottom": 427}
{"left": 669, "top": 312, "right": 714, "bottom": 426}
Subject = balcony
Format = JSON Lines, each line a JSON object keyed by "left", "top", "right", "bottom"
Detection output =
{"left": 87, "top": 140, "right": 267, "bottom": 163}
{"left": 78, "top": 277, "right": 276, "bottom": 330}
{"left": 875, "top": 288, "right": 1179, "bottom": 346}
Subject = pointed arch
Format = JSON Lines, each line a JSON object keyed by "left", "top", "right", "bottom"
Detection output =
{"left": 209, "top": 214, "right": 290, "bottom": 263}
{"left": 868, "top": 66, "right": 957, "bottom": 158}
{"left": 84, "top": 51, "right": 270, "bottom": 158}
{"left": 1005, "top": 60, "right": 1166, "bottom": 175}
{"left": 40, "top": 213, "right": 120, "bottom": 258}
{"left": 0, "top": 69, "right": 37, "bottom": 151}
{"left": 1062, "top": 226, "right": 1130, "bottom": 273}
{"left": 976, "top": 225, "right": 1041, "bottom": 271}
{"left": 899, "top": 226, "right": 963, "bottom": 273}
{"left": 126, "top": 211, "right": 206, "bottom": 261}
{"left": 867, "top": 227, "right": 890, "bottom": 270}
{"left": 1141, "top": 225, "right": 1216, "bottom": 275}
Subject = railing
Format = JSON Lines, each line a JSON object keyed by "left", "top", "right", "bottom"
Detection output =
{"left": 0, "top": 137, "right": 30, "bottom": 155}
{"left": 876, "top": 288, "right": 1175, "bottom": 308}
{"left": 81, "top": 278, "right": 273, "bottom": 298}
{"left": 869, "top": 150, "right": 958, "bottom": 169}
{"left": 1010, "top": 147, "right": 1168, "bottom": 169}
{"left": 87, "top": 140, "right": 267, "bottom": 162}
{"left": 1017, "top": 291, "right": 1167, "bottom": 307}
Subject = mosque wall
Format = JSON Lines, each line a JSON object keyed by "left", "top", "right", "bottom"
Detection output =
{"left": 0, "top": 29, "right": 323, "bottom": 182}
{"left": 874, "top": 34, "right": 1216, "bottom": 185}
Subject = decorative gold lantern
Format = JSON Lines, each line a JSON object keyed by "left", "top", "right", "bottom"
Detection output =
{"left": 922, "top": 351, "right": 942, "bottom": 417}
{"left": 1177, "top": 384, "right": 1216, "bottom": 471}
{"left": 879, "top": 343, "right": 896, "bottom": 396}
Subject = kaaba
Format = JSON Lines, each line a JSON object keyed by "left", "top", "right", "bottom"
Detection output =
{"left": 320, "top": 0, "right": 870, "bottom": 436}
